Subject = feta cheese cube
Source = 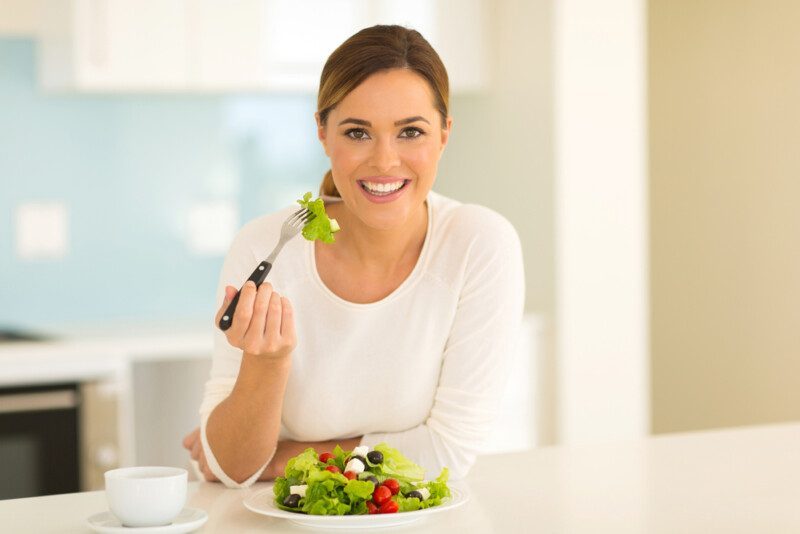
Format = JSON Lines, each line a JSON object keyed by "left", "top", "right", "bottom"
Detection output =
{"left": 345, "top": 458, "right": 366, "bottom": 474}
{"left": 352, "top": 445, "right": 370, "bottom": 457}
{"left": 290, "top": 484, "right": 307, "bottom": 498}
{"left": 418, "top": 487, "right": 431, "bottom": 501}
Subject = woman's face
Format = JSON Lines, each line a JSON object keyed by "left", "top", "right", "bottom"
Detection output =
{"left": 316, "top": 68, "right": 452, "bottom": 231}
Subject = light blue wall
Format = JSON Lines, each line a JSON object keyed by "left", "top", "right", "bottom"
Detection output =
{"left": 0, "top": 39, "right": 329, "bottom": 330}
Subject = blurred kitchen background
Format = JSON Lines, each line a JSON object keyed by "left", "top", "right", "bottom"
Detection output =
{"left": 1, "top": 0, "right": 798, "bottom": 500}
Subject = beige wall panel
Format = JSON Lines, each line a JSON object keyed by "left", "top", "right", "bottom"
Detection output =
{"left": 650, "top": 0, "right": 800, "bottom": 433}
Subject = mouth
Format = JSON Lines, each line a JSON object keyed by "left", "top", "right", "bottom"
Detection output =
{"left": 357, "top": 179, "right": 411, "bottom": 202}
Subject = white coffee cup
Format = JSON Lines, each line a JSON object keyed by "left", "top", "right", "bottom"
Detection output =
{"left": 104, "top": 466, "right": 187, "bottom": 527}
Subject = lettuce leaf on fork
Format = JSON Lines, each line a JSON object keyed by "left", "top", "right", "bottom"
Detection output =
{"left": 297, "top": 192, "right": 340, "bottom": 243}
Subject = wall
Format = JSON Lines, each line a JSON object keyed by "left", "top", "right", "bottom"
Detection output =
{"left": 650, "top": 0, "right": 800, "bottom": 432}
{"left": 435, "top": 0, "right": 556, "bottom": 443}
{"left": 553, "top": 0, "right": 649, "bottom": 444}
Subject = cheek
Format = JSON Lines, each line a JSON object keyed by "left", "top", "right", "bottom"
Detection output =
{"left": 401, "top": 144, "right": 440, "bottom": 173}
{"left": 329, "top": 142, "right": 365, "bottom": 169}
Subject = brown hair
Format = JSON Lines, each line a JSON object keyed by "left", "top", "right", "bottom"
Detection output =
{"left": 317, "top": 25, "right": 450, "bottom": 197}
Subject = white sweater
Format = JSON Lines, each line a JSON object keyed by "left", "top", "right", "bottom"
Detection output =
{"left": 199, "top": 190, "right": 525, "bottom": 488}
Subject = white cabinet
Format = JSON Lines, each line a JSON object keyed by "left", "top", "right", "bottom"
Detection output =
{"left": 40, "top": 0, "right": 191, "bottom": 91}
{"left": 40, "top": 0, "right": 266, "bottom": 92}
{"left": 0, "top": 0, "right": 40, "bottom": 35}
{"left": 189, "top": 0, "right": 267, "bottom": 91}
{"left": 38, "top": 0, "right": 488, "bottom": 93}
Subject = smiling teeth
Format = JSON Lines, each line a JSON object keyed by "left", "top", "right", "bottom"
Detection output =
{"left": 363, "top": 180, "right": 405, "bottom": 193}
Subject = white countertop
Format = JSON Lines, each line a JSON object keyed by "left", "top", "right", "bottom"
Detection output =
{"left": 1, "top": 422, "right": 799, "bottom": 533}
{"left": 0, "top": 320, "right": 213, "bottom": 386}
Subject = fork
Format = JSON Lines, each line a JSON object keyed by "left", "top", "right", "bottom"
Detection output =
{"left": 218, "top": 208, "right": 315, "bottom": 331}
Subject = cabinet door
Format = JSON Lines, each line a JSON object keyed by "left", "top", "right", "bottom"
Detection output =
{"left": 262, "top": 0, "right": 375, "bottom": 91}
{"left": 190, "top": 0, "right": 267, "bottom": 90}
{"left": 73, "top": 0, "right": 189, "bottom": 90}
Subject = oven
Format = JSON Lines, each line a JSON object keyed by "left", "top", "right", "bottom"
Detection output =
{"left": 0, "top": 383, "right": 81, "bottom": 499}
{"left": 0, "top": 380, "right": 120, "bottom": 500}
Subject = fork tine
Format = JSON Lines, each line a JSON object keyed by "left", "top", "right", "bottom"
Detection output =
{"left": 301, "top": 212, "right": 316, "bottom": 223}
{"left": 286, "top": 209, "right": 305, "bottom": 226}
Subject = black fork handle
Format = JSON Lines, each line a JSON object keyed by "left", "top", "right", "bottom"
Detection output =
{"left": 218, "top": 260, "right": 273, "bottom": 331}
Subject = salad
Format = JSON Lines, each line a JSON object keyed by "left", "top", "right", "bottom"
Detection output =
{"left": 273, "top": 443, "right": 451, "bottom": 515}
{"left": 297, "top": 192, "right": 340, "bottom": 243}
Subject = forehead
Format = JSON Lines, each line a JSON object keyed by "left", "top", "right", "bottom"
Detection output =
{"left": 332, "top": 69, "right": 437, "bottom": 122}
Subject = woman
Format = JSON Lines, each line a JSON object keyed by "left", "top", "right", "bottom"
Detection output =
{"left": 183, "top": 24, "right": 525, "bottom": 487}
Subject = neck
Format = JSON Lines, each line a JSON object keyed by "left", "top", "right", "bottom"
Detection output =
{"left": 323, "top": 200, "right": 428, "bottom": 272}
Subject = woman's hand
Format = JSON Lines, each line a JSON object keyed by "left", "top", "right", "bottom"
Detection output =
{"left": 215, "top": 281, "right": 297, "bottom": 360}
{"left": 182, "top": 428, "right": 219, "bottom": 482}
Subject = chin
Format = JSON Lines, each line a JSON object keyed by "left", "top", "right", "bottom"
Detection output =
{"left": 361, "top": 212, "right": 409, "bottom": 231}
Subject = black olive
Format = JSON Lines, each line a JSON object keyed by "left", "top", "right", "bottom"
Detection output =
{"left": 407, "top": 490, "right": 423, "bottom": 500}
{"left": 283, "top": 494, "right": 301, "bottom": 508}
{"left": 362, "top": 475, "right": 379, "bottom": 486}
{"left": 366, "top": 451, "right": 384, "bottom": 464}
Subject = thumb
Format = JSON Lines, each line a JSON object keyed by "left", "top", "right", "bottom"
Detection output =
{"left": 224, "top": 285, "right": 238, "bottom": 303}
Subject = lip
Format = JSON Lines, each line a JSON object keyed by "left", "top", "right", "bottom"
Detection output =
{"left": 358, "top": 176, "right": 411, "bottom": 184}
{"left": 357, "top": 178, "right": 411, "bottom": 204}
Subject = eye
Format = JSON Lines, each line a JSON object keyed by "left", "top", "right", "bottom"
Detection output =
{"left": 344, "top": 128, "right": 370, "bottom": 141}
{"left": 400, "top": 127, "right": 425, "bottom": 139}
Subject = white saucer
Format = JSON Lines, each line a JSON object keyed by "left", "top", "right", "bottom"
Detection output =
{"left": 86, "top": 507, "right": 208, "bottom": 533}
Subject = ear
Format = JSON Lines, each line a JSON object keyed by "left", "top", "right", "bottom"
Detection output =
{"left": 315, "top": 112, "right": 330, "bottom": 155}
{"left": 439, "top": 116, "right": 453, "bottom": 154}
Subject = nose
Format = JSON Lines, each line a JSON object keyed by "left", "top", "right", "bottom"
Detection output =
{"left": 369, "top": 137, "right": 400, "bottom": 173}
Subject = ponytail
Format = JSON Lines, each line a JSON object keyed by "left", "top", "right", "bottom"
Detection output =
{"left": 319, "top": 169, "right": 340, "bottom": 197}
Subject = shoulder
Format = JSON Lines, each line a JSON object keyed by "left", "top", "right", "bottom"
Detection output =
{"left": 430, "top": 191, "right": 522, "bottom": 254}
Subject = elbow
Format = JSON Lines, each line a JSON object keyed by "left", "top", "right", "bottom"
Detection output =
{"left": 199, "top": 421, "right": 272, "bottom": 489}
{"left": 445, "top": 451, "right": 476, "bottom": 481}
{"left": 426, "top": 420, "right": 480, "bottom": 481}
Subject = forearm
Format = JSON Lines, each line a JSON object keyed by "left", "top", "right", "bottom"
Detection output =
{"left": 205, "top": 353, "right": 292, "bottom": 483}
{"left": 260, "top": 436, "right": 363, "bottom": 480}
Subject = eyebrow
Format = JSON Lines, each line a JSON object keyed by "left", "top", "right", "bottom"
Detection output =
{"left": 337, "top": 116, "right": 430, "bottom": 127}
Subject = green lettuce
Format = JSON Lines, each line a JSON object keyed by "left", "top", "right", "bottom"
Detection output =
{"left": 272, "top": 443, "right": 450, "bottom": 515}
{"left": 386, "top": 468, "right": 451, "bottom": 511}
{"left": 284, "top": 447, "right": 319, "bottom": 481}
{"left": 415, "top": 467, "right": 451, "bottom": 509}
{"left": 274, "top": 456, "right": 377, "bottom": 516}
{"left": 368, "top": 443, "right": 425, "bottom": 482}
{"left": 297, "top": 192, "right": 340, "bottom": 243}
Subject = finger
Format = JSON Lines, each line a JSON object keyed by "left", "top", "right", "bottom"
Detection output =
{"left": 182, "top": 428, "right": 198, "bottom": 449}
{"left": 214, "top": 286, "right": 238, "bottom": 325}
{"left": 244, "top": 282, "right": 272, "bottom": 347}
{"left": 191, "top": 439, "right": 202, "bottom": 461}
{"left": 230, "top": 281, "right": 258, "bottom": 339}
{"left": 280, "top": 296, "right": 296, "bottom": 340}
{"left": 190, "top": 460, "right": 205, "bottom": 482}
{"left": 201, "top": 462, "right": 216, "bottom": 482}
{"left": 265, "top": 291, "right": 283, "bottom": 339}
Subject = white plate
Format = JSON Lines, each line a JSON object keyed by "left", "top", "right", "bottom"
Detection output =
{"left": 243, "top": 482, "right": 469, "bottom": 529}
{"left": 86, "top": 507, "right": 208, "bottom": 533}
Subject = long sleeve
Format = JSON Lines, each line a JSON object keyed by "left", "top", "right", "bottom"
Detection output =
{"left": 197, "top": 219, "right": 273, "bottom": 488}
{"left": 359, "top": 208, "right": 526, "bottom": 480}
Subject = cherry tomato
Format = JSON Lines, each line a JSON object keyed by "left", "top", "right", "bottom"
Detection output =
{"left": 343, "top": 471, "right": 356, "bottom": 480}
{"left": 372, "top": 485, "right": 392, "bottom": 506}
{"left": 325, "top": 465, "right": 341, "bottom": 474}
{"left": 319, "top": 452, "right": 334, "bottom": 464}
{"left": 382, "top": 478, "right": 400, "bottom": 496}
{"left": 366, "top": 501, "right": 378, "bottom": 514}
{"left": 379, "top": 500, "right": 399, "bottom": 514}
